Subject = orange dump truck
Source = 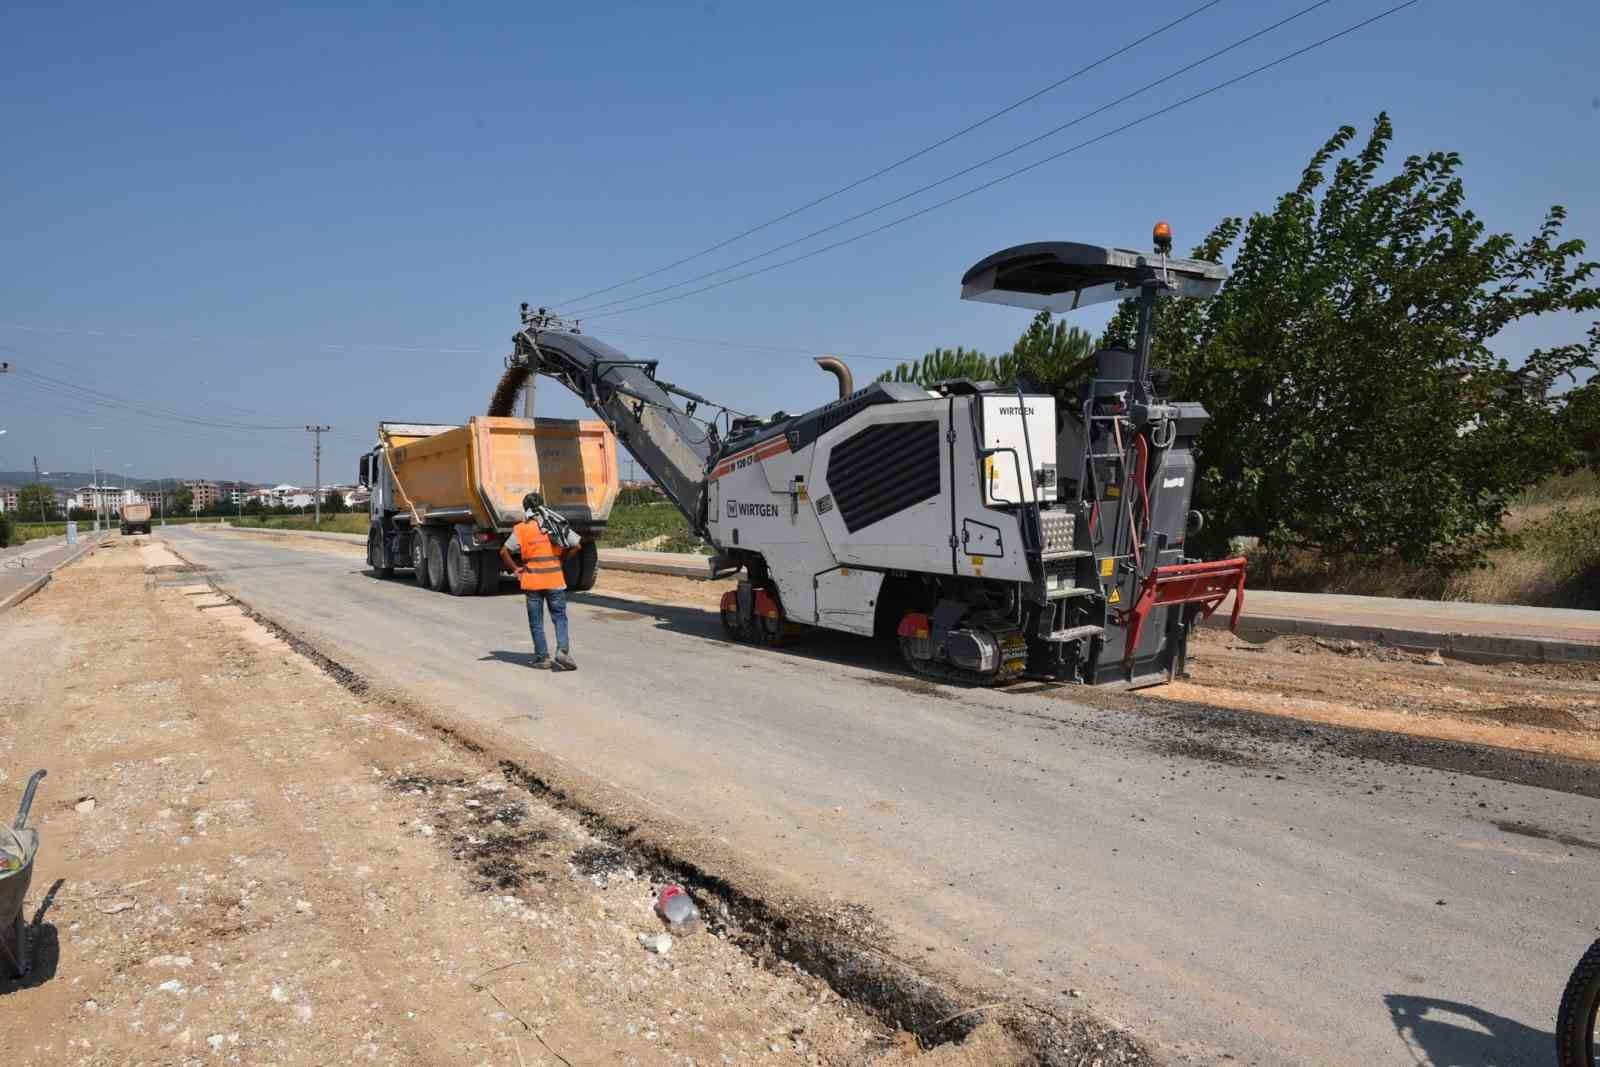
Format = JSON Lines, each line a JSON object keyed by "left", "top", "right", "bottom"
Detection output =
{"left": 356, "top": 417, "right": 618, "bottom": 595}
{"left": 119, "top": 501, "right": 153, "bottom": 535}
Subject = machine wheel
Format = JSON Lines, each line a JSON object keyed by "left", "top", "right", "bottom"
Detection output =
{"left": 475, "top": 549, "right": 503, "bottom": 595}
{"left": 1557, "top": 938, "right": 1600, "bottom": 1067}
{"left": 562, "top": 539, "right": 599, "bottom": 593}
{"left": 425, "top": 531, "right": 449, "bottom": 591}
{"left": 367, "top": 527, "right": 394, "bottom": 578}
{"left": 445, "top": 537, "right": 480, "bottom": 596}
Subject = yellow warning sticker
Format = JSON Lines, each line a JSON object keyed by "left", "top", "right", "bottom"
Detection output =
{"left": 969, "top": 557, "right": 985, "bottom": 567}
{"left": 1099, "top": 557, "right": 1116, "bottom": 578}
{"left": 1108, "top": 587, "right": 1121, "bottom": 605}
{"left": 1105, "top": 484, "right": 1121, "bottom": 498}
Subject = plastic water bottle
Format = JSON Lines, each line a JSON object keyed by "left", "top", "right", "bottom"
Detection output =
{"left": 655, "top": 884, "right": 702, "bottom": 934}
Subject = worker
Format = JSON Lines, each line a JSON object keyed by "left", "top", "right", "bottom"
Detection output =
{"left": 499, "top": 491, "right": 578, "bottom": 671}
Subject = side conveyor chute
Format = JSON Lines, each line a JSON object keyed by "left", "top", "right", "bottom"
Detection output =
{"left": 510, "top": 325, "right": 713, "bottom": 533}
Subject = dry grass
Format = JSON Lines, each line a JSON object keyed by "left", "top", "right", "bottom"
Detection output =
{"left": 1247, "top": 469, "right": 1600, "bottom": 608}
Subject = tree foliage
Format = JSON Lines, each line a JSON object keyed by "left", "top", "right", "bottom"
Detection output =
{"left": 170, "top": 484, "right": 194, "bottom": 514}
{"left": 16, "top": 483, "right": 57, "bottom": 522}
{"left": 1010, "top": 312, "right": 1098, "bottom": 393}
{"left": 878, "top": 346, "right": 1015, "bottom": 386}
{"left": 1105, "top": 113, "right": 1598, "bottom": 564}
{"left": 876, "top": 316, "right": 1096, "bottom": 389}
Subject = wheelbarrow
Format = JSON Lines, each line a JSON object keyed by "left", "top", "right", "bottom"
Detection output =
{"left": 0, "top": 770, "right": 46, "bottom": 979}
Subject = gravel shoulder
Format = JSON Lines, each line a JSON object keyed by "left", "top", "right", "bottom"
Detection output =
{"left": 0, "top": 536, "right": 1031, "bottom": 1065}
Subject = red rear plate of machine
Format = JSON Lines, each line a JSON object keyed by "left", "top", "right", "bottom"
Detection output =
{"left": 1123, "top": 557, "right": 1247, "bottom": 663}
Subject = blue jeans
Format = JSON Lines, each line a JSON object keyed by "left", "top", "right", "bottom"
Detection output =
{"left": 524, "top": 589, "right": 569, "bottom": 658}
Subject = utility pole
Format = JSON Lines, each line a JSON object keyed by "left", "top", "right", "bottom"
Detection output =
{"left": 33, "top": 456, "right": 47, "bottom": 525}
{"left": 306, "top": 425, "right": 330, "bottom": 526}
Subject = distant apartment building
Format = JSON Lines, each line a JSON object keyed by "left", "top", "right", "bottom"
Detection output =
{"left": 182, "top": 480, "right": 220, "bottom": 511}
{"left": 0, "top": 486, "right": 19, "bottom": 513}
{"left": 69, "top": 484, "right": 137, "bottom": 516}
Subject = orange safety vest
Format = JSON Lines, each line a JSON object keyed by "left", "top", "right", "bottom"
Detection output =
{"left": 514, "top": 520, "right": 567, "bottom": 592}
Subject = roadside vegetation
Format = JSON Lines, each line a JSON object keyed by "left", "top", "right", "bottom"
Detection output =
{"left": 596, "top": 497, "right": 699, "bottom": 552}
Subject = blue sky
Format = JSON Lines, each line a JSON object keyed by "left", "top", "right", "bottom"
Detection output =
{"left": 2, "top": 0, "right": 1596, "bottom": 486}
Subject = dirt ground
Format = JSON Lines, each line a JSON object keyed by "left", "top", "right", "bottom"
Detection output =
{"left": 0, "top": 539, "right": 1028, "bottom": 1066}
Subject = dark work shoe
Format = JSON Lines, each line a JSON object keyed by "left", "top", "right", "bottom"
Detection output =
{"left": 529, "top": 656, "right": 551, "bottom": 670}
{"left": 552, "top": 650, "right": 577, "bottom": 672}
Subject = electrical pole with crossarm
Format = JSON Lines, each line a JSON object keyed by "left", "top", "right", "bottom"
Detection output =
{"left": 306, "top": 425, "right": 330, "bottom": 526}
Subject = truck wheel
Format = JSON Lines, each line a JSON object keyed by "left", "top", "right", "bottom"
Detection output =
{"left": 445, "top": 538, "right": 480, "bottom": 596}
{"left": 425, "top": 531, "right": 449, "bottom": 591}
{"left": 563, "top": 539, "right": 600, "bottom": 593}
{"left": 475, "top": 550, "right": 503, "bottom": 595}
{"left": 409, "top": 530, "right": 429, "bottom": 585}
{"left": 368, "top": 527, "right": 394, "bottom": 578}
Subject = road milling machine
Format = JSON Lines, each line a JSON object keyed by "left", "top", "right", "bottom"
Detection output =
{"left": 512, "top": 225, "right": 1246, "bottom": 687}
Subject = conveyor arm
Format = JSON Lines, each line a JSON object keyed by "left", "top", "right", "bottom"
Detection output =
{"left": 510, "top": 318, "right": 714, "bottom": 534}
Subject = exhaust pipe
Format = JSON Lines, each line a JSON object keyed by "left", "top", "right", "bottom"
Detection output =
{"left": 814, "top": 356, "right": 853, "bottom": 400}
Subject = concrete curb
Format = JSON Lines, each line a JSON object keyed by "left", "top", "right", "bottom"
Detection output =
{"left": 1212, "top": 612, "right": 1600, "bottom": 665}
{"left": 0, "top": 540, "right": 98, "bottom": 615}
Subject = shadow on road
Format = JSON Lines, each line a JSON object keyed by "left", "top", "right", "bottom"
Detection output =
{"left": 568, "top": 591, "right": 914, "bottom": 675}
{"left": 1384, "top": 993, "right": 1552, "bottom": 1066}
{"left": 479, "top": 650, "right": 548, "bottom": 669}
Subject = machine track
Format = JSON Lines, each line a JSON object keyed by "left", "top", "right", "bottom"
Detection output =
{"left": 899, "top": 622, "right": 1028, "bottom": 687}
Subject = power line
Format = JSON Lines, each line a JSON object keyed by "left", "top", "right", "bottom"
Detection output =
{"left": 554, "top": 0, "right": 1227, "bottom": 309}
{"left": 0, "top": 320, "right": 918, "bottom": 364}
{"left": 569, "top": 0, "right": 1337, "bottom": 317}
{"left": 14, "top": 367, "right": 304, "bottom": 430}
{"left": 581, "top": 0, "right": 1422, "bottom": 322}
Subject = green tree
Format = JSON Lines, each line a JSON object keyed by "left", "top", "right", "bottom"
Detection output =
{"left": 170, "top": 484, "right": 194, "bottom": 514}
{"left": 877, "top": 346, "right": 1016, "bottom": 387}
{"left": 1559, "top": 361, "right": 1600, "bottom": 468}
{"left": 320, "top": 492, "right": 348, "bottom": 514}
{"left": 1010, "top": 311, "right": 1098, "bottom": 393}
{"left": 1105, "top": 113, "right": 1599, "bottom": 564}
{"left": 0, "top": 511, "right": 16, "bottom": 547}
{"left": 16, "top": 483, "right": 57, "bottom": 523}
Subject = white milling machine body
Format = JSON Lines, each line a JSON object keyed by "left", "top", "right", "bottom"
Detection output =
{"left": 512, "top": 228, "right": 1246, "bottom": 687}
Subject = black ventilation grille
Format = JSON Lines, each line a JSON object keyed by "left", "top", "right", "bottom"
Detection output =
{"left": 826, "top": 421, "right": 942, "bottom": 533}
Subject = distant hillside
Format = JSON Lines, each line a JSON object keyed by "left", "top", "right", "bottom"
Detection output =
{"left": 0, "top": 471, "right": 262, "bottom": 489}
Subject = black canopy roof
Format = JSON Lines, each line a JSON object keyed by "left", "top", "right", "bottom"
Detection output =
{"left": 960, "top": 242, "right": 1227, "bottom": 312}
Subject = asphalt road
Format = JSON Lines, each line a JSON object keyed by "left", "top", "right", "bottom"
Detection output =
{"left": 160, "top": 527, "right": 1599, "bottom": 1065}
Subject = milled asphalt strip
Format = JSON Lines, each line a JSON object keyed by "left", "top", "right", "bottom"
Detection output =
{"left": 0, "top": 538, "right": 100, "bottom": 614}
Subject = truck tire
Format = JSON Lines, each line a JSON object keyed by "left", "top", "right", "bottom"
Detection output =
{"left": 445, "top": 537, "right": 480, "bottom": 596}
{"left": 425, "top": 531, "right": 449, "bottom": 591}
{"left": 475, "top": 550, "right": 503, "bottom": 595}
{"left": 409, "top": 529, "right": 429, "bottom": 586}
{"left": 562, "top": 539, "right": 600, "bottom": 593}
{"left": 368, "top": 527, "right": 394, "bottom": 578}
